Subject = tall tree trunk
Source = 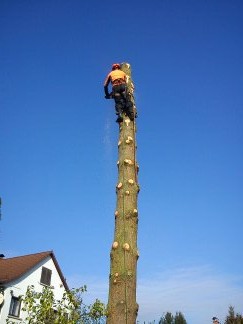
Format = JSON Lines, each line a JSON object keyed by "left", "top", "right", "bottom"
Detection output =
{"left": 107, "top": 63, "right": 139, "bottom": 324}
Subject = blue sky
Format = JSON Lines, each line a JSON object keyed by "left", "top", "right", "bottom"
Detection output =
{"left": 1, "top": 0, "right": 243, "bottom": 323}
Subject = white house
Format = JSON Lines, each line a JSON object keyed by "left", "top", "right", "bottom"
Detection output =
{"left": 0, "top": 251, "right": 69, "bottom": 323}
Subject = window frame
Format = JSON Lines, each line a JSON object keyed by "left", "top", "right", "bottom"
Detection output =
{"left": 9, "top": 296, "right": 21, "bottom": 318}
{"left": 40, "top": 266, "right": 52, "bottom": 286}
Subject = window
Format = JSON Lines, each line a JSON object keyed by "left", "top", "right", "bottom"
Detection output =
{"left": 40, "top": 267, "right": 52, "bottom": 286}
{"left": 9, "top": 296, "right": 21, "bottom": 317}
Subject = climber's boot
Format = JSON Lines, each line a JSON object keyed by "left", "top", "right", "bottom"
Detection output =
{"left": 116, "top": 114, "right": 123, "bottom": 123}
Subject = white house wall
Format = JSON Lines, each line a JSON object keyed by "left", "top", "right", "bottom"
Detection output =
{"left": 0, "top": 256, "right": 67, "bottom": 323}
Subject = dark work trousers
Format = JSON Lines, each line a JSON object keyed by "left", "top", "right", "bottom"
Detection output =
{"left": 112, "top": 84, "right": 134, "bottom": 120}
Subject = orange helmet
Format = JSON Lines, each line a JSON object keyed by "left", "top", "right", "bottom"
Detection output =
{"left": 112, "top": 63, "right": 120, "bottom": 70}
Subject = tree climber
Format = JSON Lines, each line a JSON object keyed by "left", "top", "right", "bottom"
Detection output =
{"left": 104, "top": 63, "right": 134, "bottom": 123}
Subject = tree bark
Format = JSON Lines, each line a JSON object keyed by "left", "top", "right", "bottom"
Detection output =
{"left": 107, "top": 63, "right": 139, "bottom": 324}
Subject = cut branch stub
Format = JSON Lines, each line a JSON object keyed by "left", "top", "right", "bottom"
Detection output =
{"left": 136, "top": 163, "right": 139, "bottom": 173}
{"left": 124, "top": 159, "right": 133, "bottom": 165}
{"left": 112, "top": 242, "right": 119, "bottom": 249}
{"left": 124, "top": 119, "right": 130, "bottom": 126}
{"left": 125, "top": 136, "right": 133, "bottom": 144}
{"left": 117, "top": 182, "right": 123, "bottom": 189}
{"left": 123, "top": 243, "right": 130, "bottom": 251}
{"left": 133, "top": 209, "right": 138, "bottom": 216}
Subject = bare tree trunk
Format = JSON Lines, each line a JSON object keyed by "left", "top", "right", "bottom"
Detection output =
{"left": 107, "top": 63, "right": 139, "bottom": 324}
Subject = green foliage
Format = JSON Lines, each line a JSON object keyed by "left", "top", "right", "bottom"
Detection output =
{"left": 224, "top": 305, "right": 243, "bottom": 324}
{"left": 174, "top": 312, "right": 187, "bottom": 324}
{"left": 159, "top": 312, "right": 174, "bottom": 324}
{"left": 159, "top": 311, "right": 187, "bottom": 324}
{"left": 7, "top": 285, "right": 106, "bottom": 324}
